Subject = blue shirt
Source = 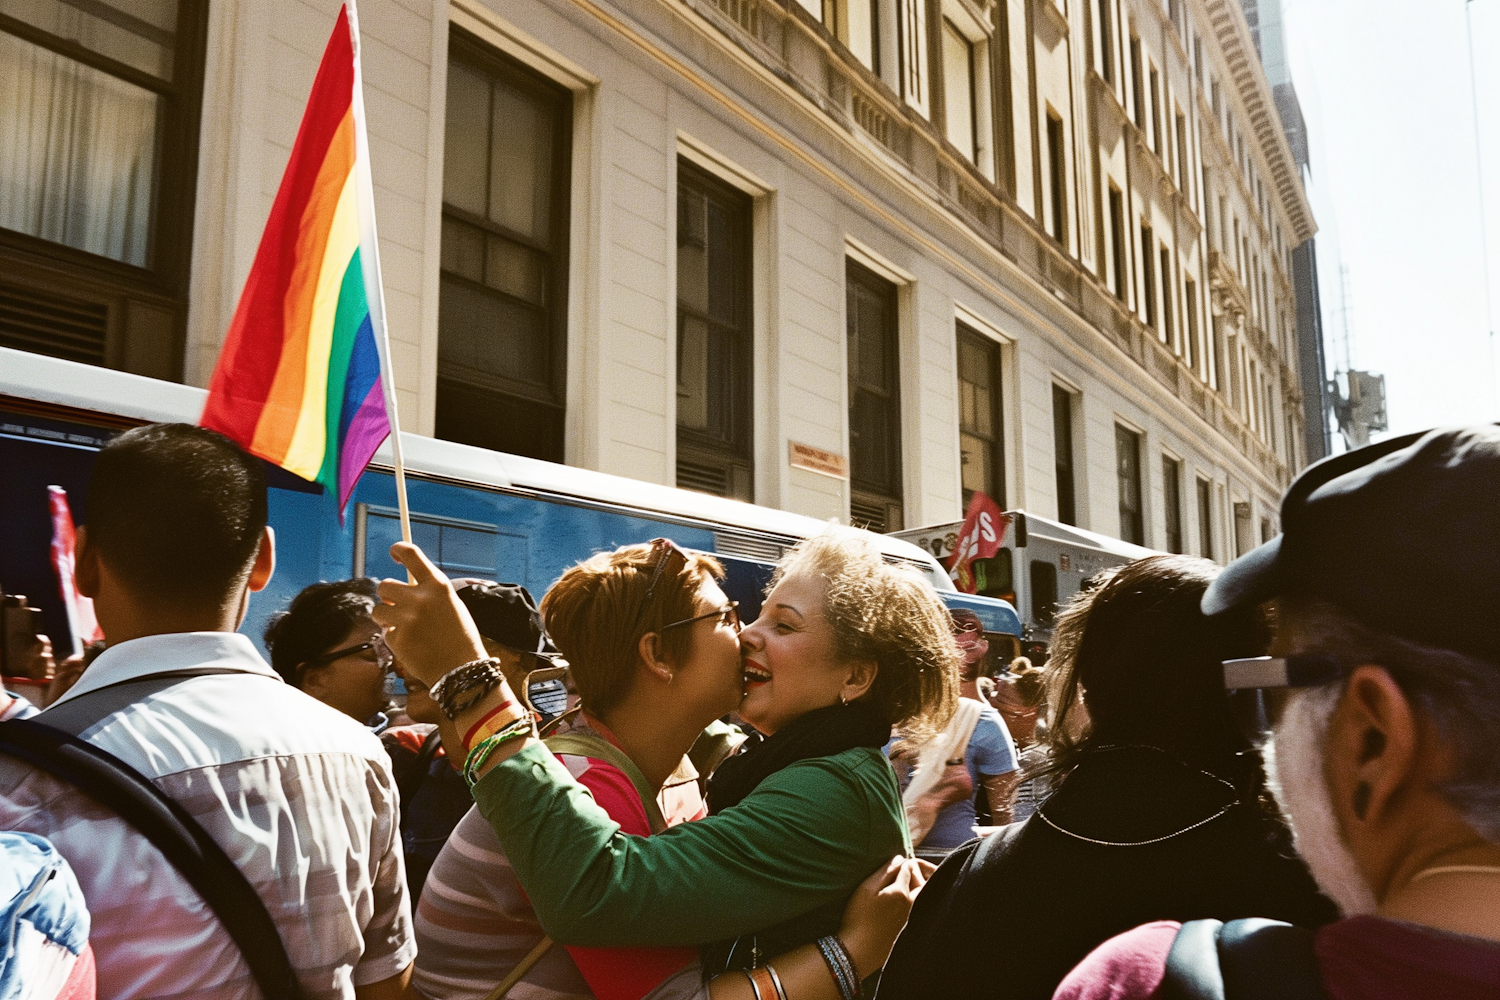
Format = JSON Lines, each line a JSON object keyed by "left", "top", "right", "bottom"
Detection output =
{"left": 923, "top": 702, "right": 1018, "bottom": 849}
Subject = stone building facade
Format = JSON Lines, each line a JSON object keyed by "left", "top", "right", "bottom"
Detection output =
{"left": 0, "top": 0, "right": 1313, "bottom": 558}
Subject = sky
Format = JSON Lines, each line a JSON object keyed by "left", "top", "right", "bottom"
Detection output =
{"left": 1279, "top": 0, "right": 1500, "bottom": 443}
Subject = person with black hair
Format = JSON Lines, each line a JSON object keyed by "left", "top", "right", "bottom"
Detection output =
{"left": 264, "top": 578, "right": 392, "bottom": 726}
{"left": 0, "top": 423, "right": 415, "bottom": 1000}
{"left": 875, "top": 554, "right": 1337, "bottom": 1000}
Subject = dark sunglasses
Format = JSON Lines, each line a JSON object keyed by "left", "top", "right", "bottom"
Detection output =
{"left": 662, "top": 601, "right": 741, "bottom": 633}
{"left": 636, "top": 537, "right": 691, "bottom": 626}
{"left": 1222, "top": 654, "right": 1344, "bottom": 740}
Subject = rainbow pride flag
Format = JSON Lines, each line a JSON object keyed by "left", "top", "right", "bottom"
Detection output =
{"left": 202, "top": 3, "right": 391, "bottom": 515}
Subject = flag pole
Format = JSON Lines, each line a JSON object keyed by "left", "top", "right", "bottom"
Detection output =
{"left": 346, "top": 0, "right": 413, "bottom": 562}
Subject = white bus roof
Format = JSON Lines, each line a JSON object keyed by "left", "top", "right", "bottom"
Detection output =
{"left": 1, "top": 348, "right": 954, "bottom": 585}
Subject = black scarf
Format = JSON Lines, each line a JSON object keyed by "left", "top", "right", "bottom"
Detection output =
{"left": 706, "top": 702, "right": 892, "bottom": 814}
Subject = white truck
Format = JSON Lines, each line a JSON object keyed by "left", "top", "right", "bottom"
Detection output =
{"left": 893, "top": 510, "right": 1160, "bottom": 651}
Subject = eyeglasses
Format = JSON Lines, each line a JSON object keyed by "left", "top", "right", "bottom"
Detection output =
{"left": 1221, "top": 654, "right": 1344, "bottom": 740}
{"left": 636, "top": 537, "right": 690, "bottom": 626}
{"left": 662, "top": 601, "right": 741, "bottom": 633}
{"left": 304, "top": 632, "right": 395, "bottom": 674}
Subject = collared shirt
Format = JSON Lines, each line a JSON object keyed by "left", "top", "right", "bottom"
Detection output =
{"left": 0, "top": 632, "right": 415, "bottom": 1000}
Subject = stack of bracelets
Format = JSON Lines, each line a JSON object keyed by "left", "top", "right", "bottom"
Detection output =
{"left": 815, "top": 935, "right": 861, "bottom": 1000}
{"left": 742, "top": 935, "right": 858, "bottom": 1000}
{"left": 428, "top": 657, "right": 538, "bottom": 786}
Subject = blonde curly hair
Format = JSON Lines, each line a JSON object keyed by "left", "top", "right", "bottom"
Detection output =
{"left": 770, "top": 529, "right": 959, "bottom": 744}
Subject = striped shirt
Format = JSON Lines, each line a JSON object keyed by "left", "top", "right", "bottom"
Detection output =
{"left": 0, "top": 632, "right": 415, "bottom": 1000}
{"left": 413, "top": 720, "right": 705, "bottom": 1000}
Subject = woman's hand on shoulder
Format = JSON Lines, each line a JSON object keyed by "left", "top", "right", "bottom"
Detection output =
{"left": 838, "top": 855, "right": 936, "bottom": 979}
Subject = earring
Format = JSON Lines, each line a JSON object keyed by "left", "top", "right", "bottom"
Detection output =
{"left": 839, "top": 693, "right": 849, "bottom": 707}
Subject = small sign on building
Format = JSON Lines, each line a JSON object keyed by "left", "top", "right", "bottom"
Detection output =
{"left": 788, "top": 441, "right": 848, "bottom": 480}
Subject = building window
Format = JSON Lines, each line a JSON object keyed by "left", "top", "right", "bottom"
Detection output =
{"left": 1097, "top": 0, "right": 1114, "bottom": 84}
{"left": 837, "top": 0, "right": 880, "bottom": 73}
{"left": 0, "top": 0, "right": 208, "bottom": 378}
{"left": 1046, "top": 112, "right": 1068, "bottom": 250}
{"left": 1184, "top": 276, "right": 1200, "bottom": 370}
{"left": 1160, "top": 246, "right": 1175, "bottom": 347}
{"left": 437, "top": 31, "right": 571, "bottom": 462}
{"left": 938, "top": 4, "right": 994, "bottom": 179}
{"left": 676, "top": 160, "right": 753, "bottom": 500}
{"left": 899, "top": 0, "right": 929, "bottom": 117}
{"left": 1175, "top": 111, "right": 1190, "bottom": 194}
{"left": 847, "top": 259, "right": 903, "bottom": 531}
{"left": 1052, "top": 384, "right": 1077, "bottom": 525}
{"left": 1130, "top": 36, "right": 1145, "bottom": 132}
{"left": 956, "top": 324, "right": 1004, "bottom": 507}
{"left": 1109, "top": 186, "right": 1127, "bottom": 301}
{"left": 1197, "top": 476, "right": 1214, "bottom": 559}
{"left": 1233, "top": 501, "right": 1253, "bottom": 557}
{"left": 1149, "top": 66, "right": 1163, "bottom": 154}
{"left": 1116, "top": 424, "right": 1144, "bottom": 545}
{"left": 942, "top": 19, "right": 976, "bottom": 161}
{"left": 1140, "top": 224, "right": 1157, "bottom": 327}
{"left": 1162, "top": 455, "right": 1183, "bottom": 553}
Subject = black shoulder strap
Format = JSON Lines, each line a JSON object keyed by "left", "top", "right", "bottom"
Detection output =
{"left": 0, "top": 670, "right": 305, "bottom": 1000}
{"left": 1161, "top": 918, "right": 1327, "bottom": 1000}
{"left": 36, "top": 670, "right": 245, "bottom": 736}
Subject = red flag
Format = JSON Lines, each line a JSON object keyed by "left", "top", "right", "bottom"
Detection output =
{"left": 948, "top": 492, "right": 1008, "bottom": 594}
{"left": 48, "top": 486, "right": 103, "bottom": 657}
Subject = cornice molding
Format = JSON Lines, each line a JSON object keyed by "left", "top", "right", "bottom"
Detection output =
{"left": 1201, "top": 0, "right": 1316, "bottom": 246}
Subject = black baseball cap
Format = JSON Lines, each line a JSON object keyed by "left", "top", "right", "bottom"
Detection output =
{"left": 1202, "top": 424, "right": 1500, "bottom": 664}
{"left": 454, "top": 579, "right": 556, "bottom": 655}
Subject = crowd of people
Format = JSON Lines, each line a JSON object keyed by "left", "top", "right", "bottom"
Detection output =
{"left": 0, "top": 419, "right": 1495, "bottom": 999}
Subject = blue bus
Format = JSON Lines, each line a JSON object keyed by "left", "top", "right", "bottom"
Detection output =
{"left": 1, "top": 347, "right": 1020, "bottom": 670}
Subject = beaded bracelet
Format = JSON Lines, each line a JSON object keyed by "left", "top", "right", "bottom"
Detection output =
{"left": 462, "top": 717, "right": 535, "bottom": 786}
{"left": 430, "top": 657, "right": 505, "bottom": 720}
{"left": 816, "top": 935, "right": 859, "bottom": 1000}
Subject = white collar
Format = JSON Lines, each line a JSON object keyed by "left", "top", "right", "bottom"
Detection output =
{"left": 50, "top": 632, "right": 281, "bottom": 708}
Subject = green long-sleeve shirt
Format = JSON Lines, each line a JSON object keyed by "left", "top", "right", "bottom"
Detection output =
{"left": 471, "top": 741, "right": 911, "bottom": 959}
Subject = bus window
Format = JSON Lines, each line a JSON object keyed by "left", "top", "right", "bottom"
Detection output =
{"left": 973, "top": 549, "right": 1014, "bottom": 604}
{"left": 358, "top": 505, "right": 528, "bottom": 582}
{"left": 1031, "top": 560, "right": 1059, "bottom": 627}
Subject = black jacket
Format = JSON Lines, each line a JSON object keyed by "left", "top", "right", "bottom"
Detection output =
{"left": 876, "top": 746, "right": 1338, "bottom": 1000}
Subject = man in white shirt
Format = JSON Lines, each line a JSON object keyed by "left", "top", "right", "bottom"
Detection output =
{"left": 0, "top": 423, "right": 415, "bottom": 1000}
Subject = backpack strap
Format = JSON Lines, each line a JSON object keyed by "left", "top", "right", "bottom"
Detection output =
{"left": 0, "top": 718, "right": 305, "bottom": 1000}
{"left": 1161, "top": 918, "right": 1327, "bottom": 1000}
{"left": 36, "top": 670, "right": 242, "bottom": 734}
{"left": 543, "top": 732, "right": 667, "bottom": 835}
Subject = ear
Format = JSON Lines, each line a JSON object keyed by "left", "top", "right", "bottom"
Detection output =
{"left": 298, "top": 664, "right": 325, "bottom": 698}
{"left": 842, "top": 659, "right": 878, "bottom": 702}
{"left": 247, "top": 526, "right": 275, "bottom": 593}
{"left": 75, "top": 525, "right": 100, "bottom": 599}
{"left": 1326, "top": 665, "right": 1419, "bottom": 838}
{"left": 636, "top": 631, "right": 674, "bottom": 684}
